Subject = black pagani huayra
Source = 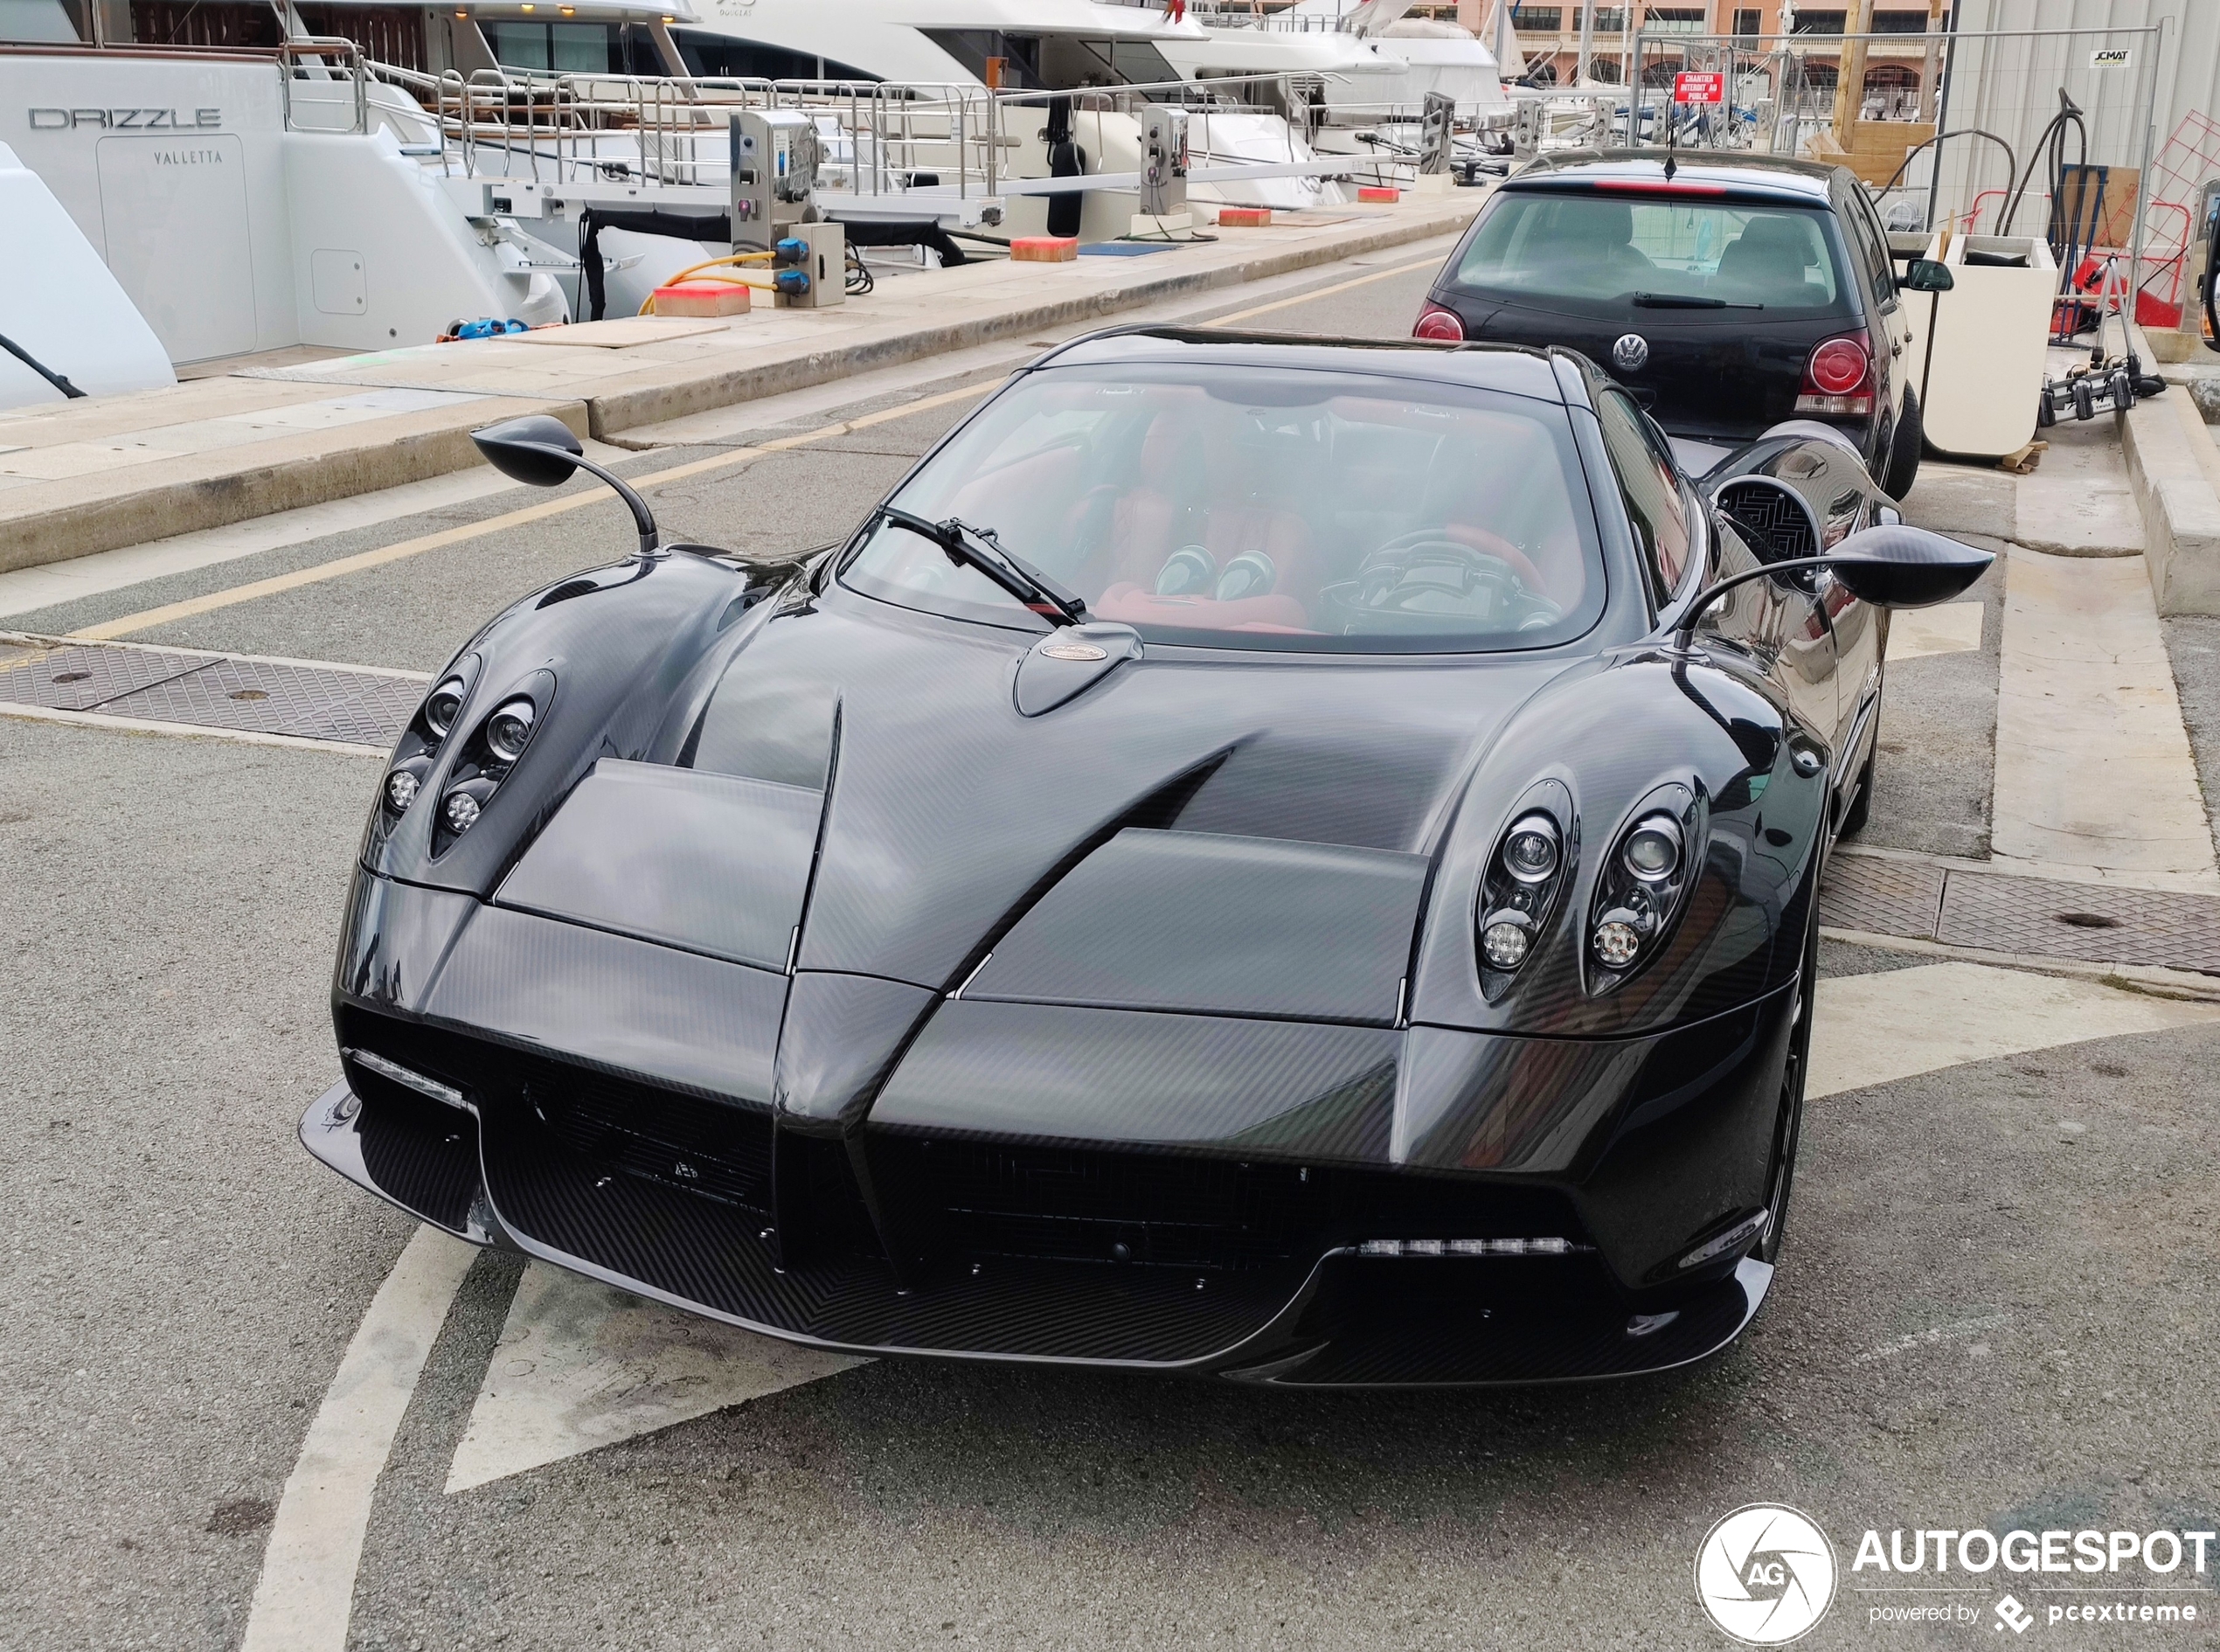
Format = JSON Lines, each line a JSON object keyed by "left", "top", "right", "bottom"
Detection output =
{"left": 304, "top": 329, "right": 1986, "bottom": 1385}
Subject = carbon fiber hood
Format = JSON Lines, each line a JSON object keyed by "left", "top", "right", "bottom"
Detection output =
{"left": 678, "top": 589, "right": 1571, "bottom": 994}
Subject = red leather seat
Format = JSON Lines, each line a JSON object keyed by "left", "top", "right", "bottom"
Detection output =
{"left": 1091, "top": 410, "right": 1321, "bottom": 622}
{"left": 1092, "top": 584, "right": 1315, "bottom": 633}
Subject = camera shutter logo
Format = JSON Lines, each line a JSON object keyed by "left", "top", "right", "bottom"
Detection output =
{"left": 1695, "top": 1504, "right": 1838, "bottom": 1644}
{"left": 1613, "top": 332, "right": 1649, "bottom": 372}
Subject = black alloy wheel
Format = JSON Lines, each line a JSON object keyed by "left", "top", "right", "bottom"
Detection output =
{"left": 1758, "top": 908, "right": 1819, "bottom": 1265}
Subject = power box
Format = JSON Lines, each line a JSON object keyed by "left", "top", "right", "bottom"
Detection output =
{"left": 1139, "top": 106, "right": 1189, "bottom": 220}
{"left": 729, "top": 110, "right": 822, "bottom": 239}
{"left": 774, "top": 220, "right": 845, "bottom": 310}
{"left": 1418, "top": 91, "right": 1454, "bottom": 176}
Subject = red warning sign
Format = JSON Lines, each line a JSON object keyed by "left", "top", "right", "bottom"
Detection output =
{"left": 1673, "top": 71, "right": 1725, "bottom": 105}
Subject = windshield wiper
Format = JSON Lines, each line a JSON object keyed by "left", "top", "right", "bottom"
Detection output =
{"left": 871, "top": 506, "right": 1088, "bottom": 626}
{"left": 1632, "top": 293, "right": 1764, "bottom": 309}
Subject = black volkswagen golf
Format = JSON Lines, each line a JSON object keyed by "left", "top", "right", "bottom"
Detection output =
{"left": 1415, "top": 150, "right": 1951, "bottom": 500}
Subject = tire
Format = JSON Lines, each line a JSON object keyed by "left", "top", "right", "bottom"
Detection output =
{"left": 1880, "top": 385, "right": 1923, "bottom": 501}
{"left": 1758, "top": 907, "right": 1819, "bottom": 1266}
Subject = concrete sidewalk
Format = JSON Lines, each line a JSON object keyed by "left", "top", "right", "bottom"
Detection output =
{"left": 0, "top": 197, "right": 1478, "bottom": 576}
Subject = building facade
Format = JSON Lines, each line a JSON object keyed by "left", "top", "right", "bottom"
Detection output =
{"left": 1460, "top": 1, "right": 1951, "bottom": 97}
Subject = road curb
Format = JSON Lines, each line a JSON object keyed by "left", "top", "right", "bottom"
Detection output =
{"left": 1821, "top": 927, "right": 2220, "bottom": 1003}
{"left": 0, "top": 399, "right": 593, "bottom": 579}
{"left": 579, "top": 212, "right": 1474, "bottom": 440}
{"left": 2122, "top": 323, "right": 2220, "bottom": 614}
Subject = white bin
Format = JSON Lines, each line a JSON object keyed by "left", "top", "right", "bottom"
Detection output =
{"left": 1905, "top": 230, "right": 2057, "bottom": 461}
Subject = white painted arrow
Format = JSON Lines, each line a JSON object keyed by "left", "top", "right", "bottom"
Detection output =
{"left": 1807, "top": 961, "right": 2220, "bottom": 1100}
{"left": 445, "top": 1262, "right": 866, "bottom": 1495}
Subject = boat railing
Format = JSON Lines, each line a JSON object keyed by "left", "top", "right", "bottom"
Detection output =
{"left": 357, "top": 59, "right": 1384, "bottom": 206}
{"left": 365, "top": 63, "right": 1000, "bottom": 194}
{"left": 280, "top": 37, "right": 369, "bottom": 135}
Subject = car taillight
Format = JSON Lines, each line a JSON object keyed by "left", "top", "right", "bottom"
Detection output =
{"left": 1413, "top": 303, "right": 1464, "bottom": 343}
{"left": 1796, "top": 331, "right": 1873, "bottom": 414}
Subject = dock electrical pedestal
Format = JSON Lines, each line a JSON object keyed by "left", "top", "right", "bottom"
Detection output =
{"left": 729, "top": 109, "right": 822, "bottom": 242}
{"left": 729, "top": 109, "right": 841, "bottom": 309}
{"left": 1133, "top": 106, "right": 1191, "bottom": 239}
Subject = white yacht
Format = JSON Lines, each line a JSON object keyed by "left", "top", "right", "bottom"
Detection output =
{"left": 1163, "top": 0, "right": 1511, "bottom": 125}
{"left": 0, "top": 0, "right": 1380, "bottom": 388}
{"left": 641, "top": 0, "right": 1361, "bottom": 226}
{"left": 0, "top": 0, "right": 593, "bottom": 380}
{"left": 667, "top": 0, "right": 1197, "bottom": 88}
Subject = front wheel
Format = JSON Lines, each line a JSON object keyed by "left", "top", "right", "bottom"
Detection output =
{"left": 1881, "top": 385, "right": 1923, "bottom": 501}
{"left": 1758, "top": 911, "right": 1818, "bottom": 1265}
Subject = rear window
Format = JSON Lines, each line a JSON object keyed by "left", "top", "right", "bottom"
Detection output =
{"left": 841, "top": 364, "right": 1606, "bottom": 655}
{"left": 1449, "top": 192, "right": 1852, "bottom": 318}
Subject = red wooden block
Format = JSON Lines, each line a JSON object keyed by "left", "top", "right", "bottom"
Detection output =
{"left": 653, "top": 281, "right": 750, "bottom": 316}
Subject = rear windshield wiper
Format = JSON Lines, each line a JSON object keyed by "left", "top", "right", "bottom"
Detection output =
{"left": 871, "top": 506, "right": 1089, "bottom": 626}
{"left": 1632, "top": 293, "right": 1765, "bottom": 309}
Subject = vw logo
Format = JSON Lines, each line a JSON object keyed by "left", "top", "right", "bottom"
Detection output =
{"left": 1695, "top": 1504, "right": 1838, "bottom": 1644}
{"left": 1612, "top": 332, "right": 1650, "bottom": 372}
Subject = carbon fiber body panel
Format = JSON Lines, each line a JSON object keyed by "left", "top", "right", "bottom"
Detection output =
{"left": 311, "top": 975, "right": 1791, "bottom": 1381}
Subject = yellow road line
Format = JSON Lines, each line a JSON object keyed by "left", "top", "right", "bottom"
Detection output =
{"left": 72, "top": 378, "right": 1000, "bottom": 642}
{"left": 1204, "top": 253, "right": 1446, "bottom": 328}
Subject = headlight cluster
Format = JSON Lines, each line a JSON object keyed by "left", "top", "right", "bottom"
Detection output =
{"left": 1586, "top": 787, "right": 1701, "bottom": 988}
{"left": 378, "top": 658, "right": 478, "bottom": 836}
{"left": 1474, "top": 788, "right": 1574, "bottom": 998}
{"left": 378, "top": 657, "right": 553, "bottom": 851}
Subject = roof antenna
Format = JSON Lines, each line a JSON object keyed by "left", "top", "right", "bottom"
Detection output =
{"left": 1662, "top": 80, "right": 1678, "bottom": 181}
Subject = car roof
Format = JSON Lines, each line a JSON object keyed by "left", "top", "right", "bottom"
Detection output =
{"left": 1501, "top": 148, "right": 1839, "bottom": 205}
{"left": 1030, "top": 327, "right": 1573, "bottom": 406}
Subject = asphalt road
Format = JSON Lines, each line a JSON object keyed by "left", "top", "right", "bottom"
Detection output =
{"left": 4, "top": 250, "right": 2217, "bottom": 1652}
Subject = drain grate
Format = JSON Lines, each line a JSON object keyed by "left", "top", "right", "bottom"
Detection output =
{"left": 0, "top": 643, "right": 212, "bottom": 711}
{"left": 1823, "top": 851, "right": 2220, "bottom": 975}
{"left": 1938, "top": 873, "right": 2220, "bottom": 975}
{"left": 1818, "top": 855, "right": 1943, "bottom": 939}
{"left": 0, "top": 635, "right": 424, "bottom": 750}
{"left": 95, "top": 656, "right": 426, "bottom": 746}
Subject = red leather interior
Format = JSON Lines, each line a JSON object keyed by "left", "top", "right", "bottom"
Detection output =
{"left": 896, "top": 388, "right": 1590, "bottom": 640}
{"left": 1093, "top": 584, "right": 1316, "bottom": 633}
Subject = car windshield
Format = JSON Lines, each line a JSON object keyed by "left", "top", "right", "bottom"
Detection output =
{"left": 1449, "top": 193, "right": 1850, "bottom": 316}
{"left": 841, "top": 364, "right": 1606, "bottom": 654}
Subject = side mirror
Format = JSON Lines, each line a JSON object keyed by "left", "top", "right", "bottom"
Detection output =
{"left": 1901, "top": 258, "right": 1954, "bottom": 294}
{"left": 470, "top": 413, "right": 583, "bottom": 488}
{"left": 468, "top": 415, "right": 662, "bottom": 557}
{"left": 1673, "top": 524, "right": 1992, "bottom": 652}
{"left": 1821, "top": 523, "right": 1993, "bottom": 608}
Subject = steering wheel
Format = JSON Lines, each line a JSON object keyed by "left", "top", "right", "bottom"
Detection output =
{"left": 1344, "top": 532, "right": 1564, "bottom": 629}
